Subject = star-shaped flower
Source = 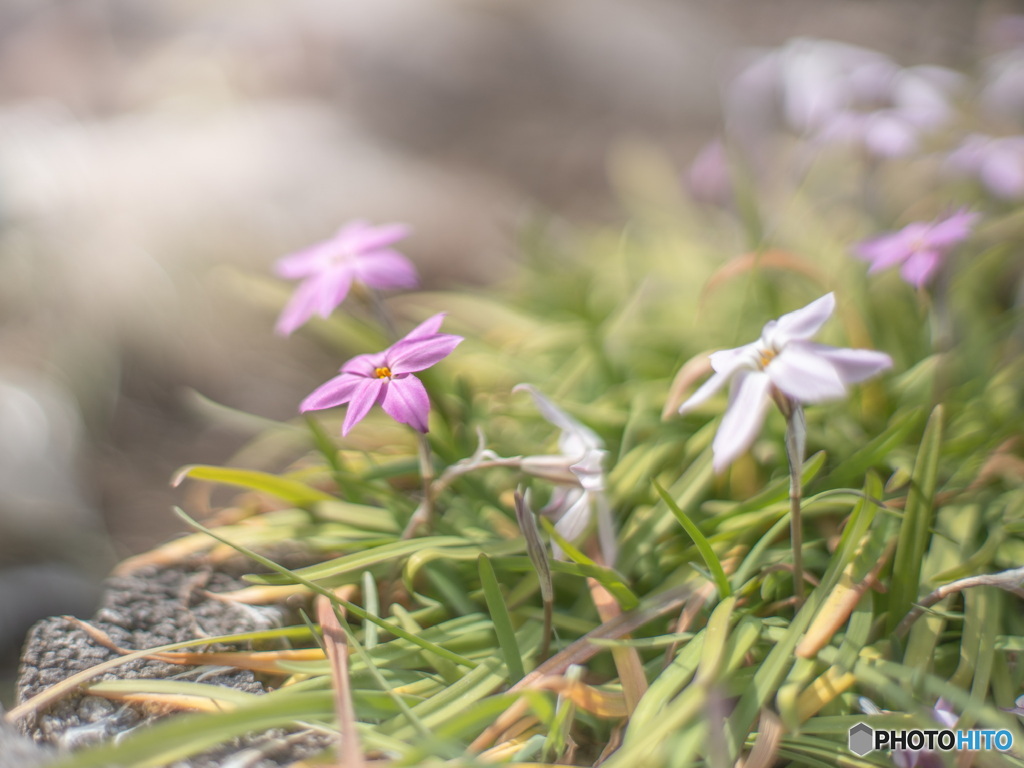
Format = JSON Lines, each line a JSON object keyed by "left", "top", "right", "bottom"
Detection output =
{"left": 301, "top": 313, "right": 462, "bottom": 435}
{"left": 678, "top": 293, "right": 892, "bottom": 472}
{"left": 853, "top": 210, "right": 979, "bottom": 288}
{"left": 275, "top": 220, "right": 418, "bottom": 335}
{"left": 515, "top": 384, "right": 616, "bottom": 564}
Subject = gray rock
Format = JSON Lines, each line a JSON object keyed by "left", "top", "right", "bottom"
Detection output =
{"left": 16, "top": 561, "right": 331, "bottom": 767}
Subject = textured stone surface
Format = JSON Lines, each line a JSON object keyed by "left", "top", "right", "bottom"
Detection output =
{"left": 15, "top": 561, "right": 332, "bottom": 767}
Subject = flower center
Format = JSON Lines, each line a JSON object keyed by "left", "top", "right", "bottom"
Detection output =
{"left": 374, "top": 366, "right": 393, "bottom": 379}
{"left": 758, "top": 349, "right": 778, "bottom": 369}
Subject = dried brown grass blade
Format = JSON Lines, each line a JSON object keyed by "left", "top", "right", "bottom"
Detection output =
{"left": 739, "top": 709, "right": 784, "bottom": 768}
{"left": 469, "top": 584, "right": 693, "bottom": 751}
{"left": 663, "top": 353, "right": 715, "bottom": 419}
{"left": 795, "top": 539, "right": 893, "bottom": 658}
{"left": 205, "top": 584, "right": 312, "bottom": 605}
{"left": 701, "top": 251, "right": 827, "bottom": 312}
{"left": 316, "top": 586, "right": 365, "bottom": 768}
{"left": 85, "top": 690, "right": 238, "bottom": 714}
{"left": 587, "top": 578, "right": 647, "bottom": 713}
{"left": 65, "top": 616, "right": 325, "bottom": 673}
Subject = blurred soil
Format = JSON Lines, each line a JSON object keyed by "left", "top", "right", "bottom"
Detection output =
{"left": 0, "top": 0, "right": 993, "bottom": 701}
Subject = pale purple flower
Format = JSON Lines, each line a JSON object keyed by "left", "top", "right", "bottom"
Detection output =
{"left": 854, "top": 210, "right": 980, "bottom": 288}
{"left": 515, "top": 384, "right": 616, "bottom": 565}
{"left": 687, "top": 139, "right": 733, "bottom": 206}
{"left": 946, "top": 134, "right": 1024, "bottom": 200}
{"left": 980, "top": 47, "right": 1024, "bottom": 124}
{"left": 301, "top": 313, "right": 462, "bottom": 435}
{"left": 678, "top": 293, "right": 892, "bottom": 473}
{"left": 725, "top": 39, "right": 960, "bottom": 159}
{"left": 275, "top": 220, "right": 418, "bottom": 335}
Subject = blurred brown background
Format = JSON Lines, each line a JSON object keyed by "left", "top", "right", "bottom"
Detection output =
{"left": 0, "top": 0, "right": 995, "bottom": 695}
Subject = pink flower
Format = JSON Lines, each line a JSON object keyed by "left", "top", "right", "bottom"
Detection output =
{"left": 301, "top": 313, "right": 462, "bottom": 435}
{"left": 678, "top": 293, "right": 892, "bottom": 473}
{"left": 853, "top": 210, "right": 980, "bottom": 288}
{"left": 275, "top": 221, "right": 418, "bottom": 335}
{"left": 946, "top": 134, "right": 1024, "bottom": 200}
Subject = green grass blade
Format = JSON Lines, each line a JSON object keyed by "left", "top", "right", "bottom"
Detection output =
{"left": 887, "top": 404, "right": 944, "bottom": 635}
{"left": 45, "top": 692, "right": 335, "bottom": 768}
{"left": 174, "top": 509, "right": 477, "bottom": 670}
{"left": 653, "top": 478, "right": 731, "bottom": 599}
{"left": 171, "top": 464, "right": 336, "bottom": 507}
{"left": 247, "top": 536, "right": 469, "bottom": 585}
{"left": 478, "top": 555, "right": 526, "bottom": 682}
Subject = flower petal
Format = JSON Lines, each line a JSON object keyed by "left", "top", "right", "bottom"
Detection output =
{"left": 769, "top": 292, "right": 836, "bottom": 345}
{"left": 767, "top": 343, "right": 849, "bottom": 402}
{"left": 551, "top": 490, "right": 591, "bottom": 560}
{"left": 351, "top": 250, "right": 420, "bottom": 291}
{"left": 387, "top": 333, "right": 463, "bottom": 375}
{"left": 380, "top": 375, "right": 431, "bottom": 432}
{"left": 926, "top": 209, "right": 979, "bottom": 248}
{"left": 404, "top": 312, "right": 448, "bottom": 341}
{"left": 514, "top": 383, "right": 603, "bottom": 452}
{"left": 300, "top": 372, "right": 363, "bottom": 413}
{"left": 312, "top": 267, "right": 354, "bottom": 318}
{"left": 274, "top": 241, "right": 335, "bottom": 279}
{"left": 341, "top": 379, "right": 386, "bottom": 435}
{"left": 854, "top": 231, "right": 914, "bottom": 272}
{"left": 980, "top": 145, "right": 1024, "bottom": 199}
{"left": 570, "top": 448, "right": 608, "bottom": 492}
{"left": 709, "top": 343, "right": 760, "bottom": 374}
{"left": 341, "top": 351, "right": 389, "bottom": 377}
{"left": 799, "top": 342, "right": 893, "bottom": 383}
{"left": 342, "top": 222, "right": 411, "bottom": 254}
{"left": 275, "top": 277, "right": 322, "bottom": 336}
{"left": 899, "top": 248, "right": 942, "bottom": 287}
{"left": 678, "top": 347, "right": 755, "bottom": 414}
{"left": 678, "top": 371, "right": 730, "bottom": 415}
{"left": 713, "top": 372, "right": 772, "bottom": 472}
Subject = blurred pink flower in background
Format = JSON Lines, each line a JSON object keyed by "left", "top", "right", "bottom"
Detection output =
{"left": 275, "top": 221, "right": 418, "bottom": 335}
{"left": 725, "top": 39, "right": 962, "bottom": 158}
{"left": 946, "top": 134, "right": 1024, "bottom": 200}
{"left": 300, "top": 313, "right": 462, "bottom": 435}
{"left": 678, "top": 293, "right": 892, "bottom": 472}
{"left": 686, "top": 138, "right": 733, "bottom": 206}
{"left": 854, "top": 209, "right": 980, "bottom": 287}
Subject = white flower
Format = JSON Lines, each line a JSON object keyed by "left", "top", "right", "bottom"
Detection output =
{"left": 515, "top": 384, "right": 617, "bottom": 565}
{"left": 678, "top": 293, "right": 892, "bottom": 473}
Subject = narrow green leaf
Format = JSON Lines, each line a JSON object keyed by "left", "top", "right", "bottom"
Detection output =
{"left": 513, "top": 526, "right": 640, "bottom": 611}
{"left": 247, "top": 536, "right": 468, "bottom": 585}
{"left": 654, "top": 479, "right": 731, "bottom": 599}
{"left": 174, "top": 509, "right": 477, "bottom": 670}
{"left": 86, "top": 679, "right": 260, "bottom": 706}
{"left": 172, "top": 464, "right": 335, "bottom": 507}
{"left": 887, "top": 404, "right": 944, "bottom": 634}
{"left": 362, "top": 571, "right": 379, "bottom": 649}
{"left": 478, "top": 555, "right": 526, "bottom": 682}
{"left": 45, "top": 692, "right": 335, "bottom": 768}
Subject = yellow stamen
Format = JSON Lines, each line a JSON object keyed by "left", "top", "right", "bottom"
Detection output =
{"left": 374, "top": 367, "right": 392, "bottom": 379}
{"left": 759, "top": 349, "right": 777, "bottom": 368}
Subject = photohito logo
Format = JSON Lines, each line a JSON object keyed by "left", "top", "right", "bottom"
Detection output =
{"left": 848, "top": 722, "right": 1013, "bottom": 756}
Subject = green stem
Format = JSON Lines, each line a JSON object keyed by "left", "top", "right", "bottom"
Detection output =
{"left": 779, "top": 395, "right": 806, "bottom": 601}
{"left": 401, "top": 433, "right": 437, "bottom": 538}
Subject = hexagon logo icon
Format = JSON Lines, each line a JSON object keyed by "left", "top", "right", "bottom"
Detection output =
{"left": 849, "top": 722, "right": 874, "bottom": 756}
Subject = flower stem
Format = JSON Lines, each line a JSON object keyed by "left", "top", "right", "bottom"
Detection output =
{"left": 401, "top": 433, "right": 436, "bottom": 538}
{"left": 782, "top": 399, "right": 807, "bottom": 601}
